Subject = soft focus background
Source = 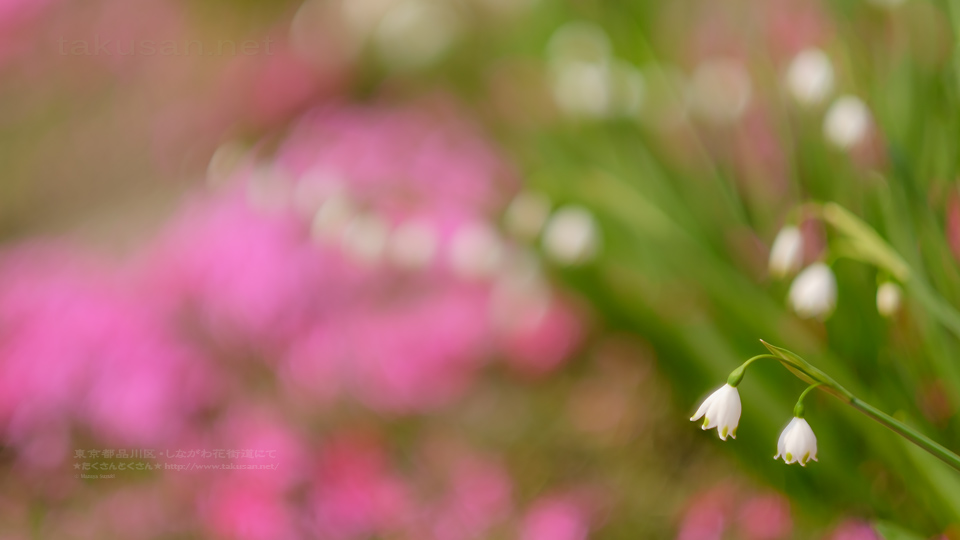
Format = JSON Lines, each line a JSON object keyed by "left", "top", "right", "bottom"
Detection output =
{"left": 1, "top": 0, "right": 959, "bottom": 538}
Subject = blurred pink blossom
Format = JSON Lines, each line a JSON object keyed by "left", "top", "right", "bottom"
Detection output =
{"left": 520, "top": 494, "right": 591, "bottom": 540}
{"left": 203, "top": 477, "right": 298, "bottom": 540}
{"left": 312, "top": 437, "right": 413, "bottom": 540}
{"left": 135, "top": 189, "right": 329, "bottom": 348}
{"left": 676, "top": 485, "right": 736, "bottom": 540}
{"left": 737, "top": 494, "right": 792, "bottom": 540}
{"left": 499, "top": 295, "right": 583, "bottom": 377}
{"left": 827, "top": 521, "right": 880, "bottom": 540}
{"left": 275, "top": 101, "right": 518, "bottom": 215}
{"left": 0, "top": 245, "right": 214, "bottom": 451}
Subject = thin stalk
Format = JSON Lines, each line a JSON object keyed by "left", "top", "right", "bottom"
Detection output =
{"left": 793, "top": 383, "right": 823, "bottom": 418}
{"left": 848, "top": 397, "right": 960, "bottom": 473}
{"left": 762, "top": 342, "right": 960, "bottom": 473}
{"left": 727, "top": 354, "right": 779, "bottom": 386}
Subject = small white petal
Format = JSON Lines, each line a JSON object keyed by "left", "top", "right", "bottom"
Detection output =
{"left": 788, "top": 263, "right": 837, "bottom": 320}
{"left": 775, "top": 417, "right": 818, "bottom": 466}
{"left": 786, "top": 48, "right": 834, "bottom": 106}
{"left": 877, "top": 282, "right": 902, "bottom": 317}
{"left": 690, "top": 384, "right": 741, "bottom": 440}
{"left": 542, "top": 205, "right": 600, "bottom": 266}
{"left": 824, "top": 96, "right": 871, "bottom": 150}
{"left": 769, "top": 226, "right": 803, "bottom": 278}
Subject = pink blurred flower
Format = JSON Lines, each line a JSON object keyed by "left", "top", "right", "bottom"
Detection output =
{"left": 135, "top": 189, "right": 330, "bottom": 348}
{"left": 217, "top": 40, "right": 337, "bottom": 128}
{"left": 499, "top": 295, "right": 583, "bottom": 377}
{"left": 676, "top": 485, "right": 737, "bottom": 540}
{"left": 0, "top": 245, "right": 214, "bottom": 450}
{"left": 348, "top": 287, "right": 492, "bottom": 413}
{"left": 210, "top": 407, "right": 310, "bottom": 492}
{"left": 275, "top": 101, "right": 518, "bottom": 215}
{"left": 737, "top": 494, "right": 792, "bottom": 540}
{"left": 520, "top": 494, "right": 591, "bottom": 540}
{"left": 203, "top": 477, "right": 299, "bottom": 540}
{"left": 312, "top": 437, "right": 413, "bottom": 540}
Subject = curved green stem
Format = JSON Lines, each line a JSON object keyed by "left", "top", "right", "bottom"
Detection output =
{"left": 727, "top": 354, "right": 778, "bottom": 387}
{"left": 761, "top": 342, "right": 960, "bottom": 473}
{"left": 793, "top": 383, "right": 823, "bottom": 418}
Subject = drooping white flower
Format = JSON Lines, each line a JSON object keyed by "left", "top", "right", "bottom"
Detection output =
{"left": 769, "top": 226, "right": 804, "bottom": 278}
{"left": 788, "top": 263, "right": 837, "bottom": 319}
{"left": 876, "top": 282, "right": 902, "bottom": 317}
{"left": 552, "top": 61, "right": 613, "bottom": 119}
{"left": 542, "top": 205, "right": 600, "bottom": 265}
{"left": 774, "top": 417, "right": 818, "bottom": 466}
{"left": 785, "top": 48, "right": 834, "bottom": 106}
{"left": 547, "top": 21, "right": 613, "bottom": 119}
{"left": 690, "top": 384, "right": 742, "bottom": 440}
{"left": 823, "top": 96, "right": 871, "bottom": 150}
{"left": 375, "top": 0, "right": 461, "bottom": 70}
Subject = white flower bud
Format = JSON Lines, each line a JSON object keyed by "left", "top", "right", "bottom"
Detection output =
{"left": 542, "top": 205, "right": 599, "bottom": 266}
{"left": 788, "top": 263, "right": 837, "bottom": 320}
{"left": 690, "top": 384, "right": 742, "bottom": 441}
{"left": 823, "top": 96, "right": 871, "bottom": 150}
{"left": 774, "top": 417, "right": 818, "bottom": 466}
{"left": 785, "top": 48, "right": 834, "bottom": 106}
{"left": 375, "top": 0, "right": 460, "bottom": 69}
{"left": 769, "top": 226, "right": 804, "bottom": 278}
{"left": 876, "top": 282, "right": 902, "bottom": 317}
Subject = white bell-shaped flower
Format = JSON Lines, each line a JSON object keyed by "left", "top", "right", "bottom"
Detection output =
{"left": 876, "top": 282, "right": 902, "bottom": 317}
{"left": 823, "top": 96, "right": 871, "bottom": 150}
{"left": 690, "top": 384, "right": 742, "bottom": 440}
{"left": 769, "top": 226, "right": 803, "bottom": 278}
{"left": 788, "top": 263, "right": 837, "bottom": 319}
{"left": 774, "top": 417, "right": 818, "bottom": 466}
{"left": 785, "top": 48, "right": 834, "bottom": 106}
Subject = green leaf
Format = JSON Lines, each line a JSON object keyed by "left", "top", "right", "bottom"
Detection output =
{"left": 872, "top": 520, "right": 927, "bottom": 540}
{"left": 759, "top": 341, "right": 854, "bottom": 401}
{"left": 821, "top": 203, "right": 911, "bottom": 282}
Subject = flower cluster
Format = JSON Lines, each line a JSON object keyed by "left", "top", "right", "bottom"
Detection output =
{"left": 0, "top": 102, "right": 598, "bottom": 538}
{"left": 768, "top": 222, "right": 902, "bottom": 321}
{"left": 691, "top": 362, "right": 819, "bottom": 467}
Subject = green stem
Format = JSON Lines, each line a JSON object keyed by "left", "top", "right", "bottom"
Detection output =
{"left": 727, "top": 354, "right": 778, "bottom": 386}
{"left": 793, "top": 383, "right": 823, "bottom": 418}
{"left": 761, "top": 342, "right": 960, "bottom": 473}
{"left": 848, "top": 398, "right": 960, "bottom": 473}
